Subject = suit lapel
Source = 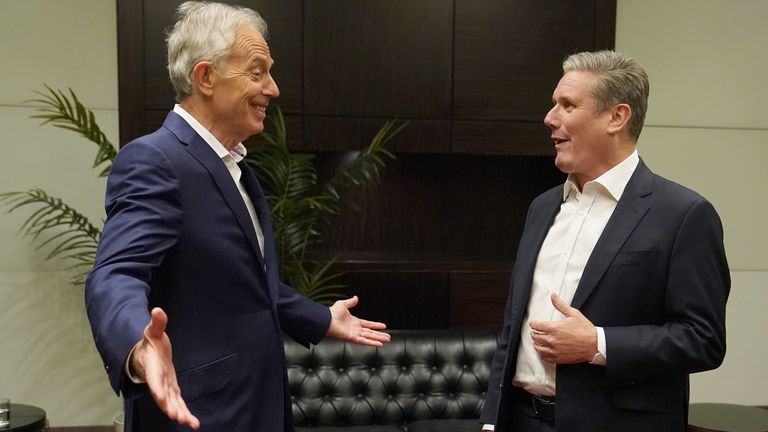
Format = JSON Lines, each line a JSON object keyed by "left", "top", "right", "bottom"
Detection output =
{"left": 511, "top": 188, "right": 562, "bottom": 318}
{"left": 239, "top": 163, "right": 281, "bottom": 299}
{"left": 162, "top": 112, "right": 267, "bottom": 272}
{"left": 571, "top": 160, "right": 653, "bottom": 309}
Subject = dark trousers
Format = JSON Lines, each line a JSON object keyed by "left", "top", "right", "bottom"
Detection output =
{"left": 507, "top": 388, "right": 556, "bottom": 432}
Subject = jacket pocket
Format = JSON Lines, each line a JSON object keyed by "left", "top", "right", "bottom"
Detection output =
{"left": 177, "top": 352, "right": 238, "bottom": 403}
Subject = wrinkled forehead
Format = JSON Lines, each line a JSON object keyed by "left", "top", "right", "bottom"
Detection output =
{"left": 231, "top": 26, "right": 273, "bottom": 65}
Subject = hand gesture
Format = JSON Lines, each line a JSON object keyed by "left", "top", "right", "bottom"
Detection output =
{"left": 130, "top": 308, "right": 200, "bottom": 430}
{"left": 529, "top": 293, "right": 598, "bottom": 364}
{"left": 326, "top": 296, "right": 391, "bottom": 347}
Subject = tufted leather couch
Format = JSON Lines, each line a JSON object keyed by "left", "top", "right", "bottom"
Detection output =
{"left": 284, "top": 329, "right": 499, "bottom": 432}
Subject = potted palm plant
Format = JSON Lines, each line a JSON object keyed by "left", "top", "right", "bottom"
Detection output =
{"left": 1, "top": 86, "right": 406, "bottom": 303}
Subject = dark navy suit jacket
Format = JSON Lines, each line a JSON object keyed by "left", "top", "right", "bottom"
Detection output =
{"left": 85, "top": 112, "right": 331, "bottom": 431}
{"left": 480, "top": 160, "right": 730, "bottom": 431}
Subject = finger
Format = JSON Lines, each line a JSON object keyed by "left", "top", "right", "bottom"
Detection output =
{"left": 550, "top": 293, "right": 576, "bottom": 317}
{"left": 146, "top": 307, "right": 169, "bottom": 339}
{"left": 359, "top": 319, "right": 387, "bottom": 330}
{"left": 529, "top": 320, "right": 554, "bottom": 333}
{"left": 361, "top": 329, "right": 391, "bottom": 343}
{"left": 173, "top": 392, "right": 200, "bottom": 430}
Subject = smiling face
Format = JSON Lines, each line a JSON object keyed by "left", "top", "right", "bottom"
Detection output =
{"left": 544, "top": 71, "right": 620, "bottom": 189}
{"left": 208, "top": 25, "right": 280, "bottom": 147}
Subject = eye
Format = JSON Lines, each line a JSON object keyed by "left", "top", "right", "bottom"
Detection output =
{"left": 250, "top": 69, "right": 263, "bottom": 81}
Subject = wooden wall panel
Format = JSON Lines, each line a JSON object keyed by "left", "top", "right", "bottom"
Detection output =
{"left": 304, "top": 0, "right": 453, "bottom": 118}
{"left": 453, "top": 0, "right": 597, "bottom": 121}
{"left": 449, "top": 271, "right": 511, "bottom": 329}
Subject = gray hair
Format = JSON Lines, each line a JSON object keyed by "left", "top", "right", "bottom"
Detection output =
{"left": 563, "top": 51, "right": 649, "bottom": 142}
{"left": 166, "top": 1, "right": 268, "bottom": 101}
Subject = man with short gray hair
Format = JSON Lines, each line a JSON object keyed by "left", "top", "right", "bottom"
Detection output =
{"left": 85, "top": 2, "right": 390, "bottom": 431}
{"left": 480, "top": 51, "right": 730, "bottom": 431}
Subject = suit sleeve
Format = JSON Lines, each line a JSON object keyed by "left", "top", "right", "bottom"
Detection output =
{"left": 604, "top": 198, "right": 730, "bottom": 384}
{"left": 84, "top": 140, "right": 183, "bottom": 398}
{"left": 276, "top": 281, "right": 332, "bottom": 347}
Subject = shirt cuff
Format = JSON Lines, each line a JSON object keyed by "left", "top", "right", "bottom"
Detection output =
{"left": 590, "top": 326, "right": 607, "bottom": 366}
{"left": 124, "top": 341, "right": 146, "bottom": 384}
{"left": 482, "top": 425, "right": 495, "bottom": 431}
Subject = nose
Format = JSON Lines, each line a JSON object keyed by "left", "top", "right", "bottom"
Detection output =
{"left": 544, "top": 105, "right": 558, "bottom": 130}
{"left": 264, "top": 74, "right": 280, "bottom": 98}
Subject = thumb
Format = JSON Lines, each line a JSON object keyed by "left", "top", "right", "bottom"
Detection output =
{"left": 343, "top": 295, "right": 359, "bottom": 310}
{"left": 146, "top": 307, "right": 168, "bottom": 339}
{"left": 550, "top": 293, "right": 577, "bottom": 317}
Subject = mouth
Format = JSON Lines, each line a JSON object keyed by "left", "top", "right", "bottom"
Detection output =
{"left": 552, "top": 137, "right": 569, "bottom": 145}
{"left": 250, "top": 103, "right": 268, "bottom": 113}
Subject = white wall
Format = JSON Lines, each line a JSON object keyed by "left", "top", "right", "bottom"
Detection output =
{"left": 0, "top": 0, "right": 121, "bottom": 427}
{"left": 0, "top": 0, "right": 765, "bottom": 427}
{"left": 616, "top": 0, "right": 768, "bottom": 405}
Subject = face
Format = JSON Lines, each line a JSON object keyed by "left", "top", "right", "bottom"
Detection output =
{"left": 544, "top": 71, "right": 614, "bottom": 188}
{"left": 209, "top": 26, "right": 280, "bottom": 146}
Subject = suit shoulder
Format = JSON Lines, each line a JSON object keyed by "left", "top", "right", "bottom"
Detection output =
{"left": 531, "top": 184, "right": 563, "bottom": 206}
{"left": 651, "top": 172, "right": 710, "bottom": 206}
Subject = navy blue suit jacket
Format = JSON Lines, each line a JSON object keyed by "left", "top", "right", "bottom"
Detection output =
{"left": 480, "top": 160, "right": 730, "bottom": 431}
{"left": 85, "top": 112, "right": 331, "bottom": 431}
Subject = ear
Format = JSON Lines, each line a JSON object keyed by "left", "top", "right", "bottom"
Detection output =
{"left": 190, "top": 61, "right": 217, "bottom": 97}
{"left": 606, "top": 103, "right": 632, "bottom": 136}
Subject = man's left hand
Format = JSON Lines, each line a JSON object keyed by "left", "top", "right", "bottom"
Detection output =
{"left": 529, "top": 293, "right": 597, "bottom": 364}
{"left": 326, "top": 296, "right": 391, "bottom": 347}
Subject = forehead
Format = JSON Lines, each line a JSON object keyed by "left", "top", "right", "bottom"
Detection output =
{"left": 231, "top": 26, "right": 273, "bottom": 64}
{"left": 553, "top": 71, "right": 595, "bottom": 100}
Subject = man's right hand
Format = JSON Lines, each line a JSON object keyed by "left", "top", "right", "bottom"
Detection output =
{"left": 130, "top": 307, "right": 200, "bottom": 430}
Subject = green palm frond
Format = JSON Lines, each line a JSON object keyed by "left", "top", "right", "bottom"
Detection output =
{"left": 245, "top": 108, "right": 406, "bottom": 304}
{"left": 0, "top": 189, "right": 101, "bottom": 285}
{"left": 26, "top": 84, "right": 117, "bottom": 176}
{"left": 284, "top": 259, "right": 347, "bottom": 304}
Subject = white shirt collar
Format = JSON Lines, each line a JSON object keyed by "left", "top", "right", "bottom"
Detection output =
{"left": 173, "top": 104, "right": 247, "bottom": 163}
{"left": 563, "top": 150, "right": 640, "bottom": 202}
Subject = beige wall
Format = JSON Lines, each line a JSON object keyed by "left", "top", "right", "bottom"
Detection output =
{"left": 0, "top": 0, "right": 120, "bottom": 427}
{"left": 0, "top": 0, "right": 765, "bottom": 427}
{"left": 616, "top": 0, "right": 768, "bottom": 404}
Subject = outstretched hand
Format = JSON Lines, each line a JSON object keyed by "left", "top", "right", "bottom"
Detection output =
{"left": 130, "top": 308, "right": 200, "bottom": 430}
{"left": 326, "top": 296, "right": 391, "bottom": 347}
{"left": 529, "top": 293, "right": 597, "bottom": 365}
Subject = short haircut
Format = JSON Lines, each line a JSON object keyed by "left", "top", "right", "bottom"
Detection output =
{"left": 563, "top": 51, "right": 650, "bottom": 142}
{"left": 166, "top": 1, "right": 268, "bottom": 101}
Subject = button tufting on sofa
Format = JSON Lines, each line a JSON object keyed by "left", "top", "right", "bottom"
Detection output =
{"left": 285, "top": 329, "right": 498, "bottom": 431}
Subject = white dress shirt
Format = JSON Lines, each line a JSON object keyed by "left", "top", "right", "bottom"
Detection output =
{"left": 125, "top": 105, "right": 267, "bottom": 382}
{"left": 513, "top": 150, "right": 639, "bottom": 396}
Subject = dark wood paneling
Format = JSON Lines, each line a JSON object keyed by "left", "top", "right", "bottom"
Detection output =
{"left": 454, "top": 0, "right": 598, "bottom": 121}
{"left": 143, "top": 0, "right": 180, "bottom": 109}
{"left": 117, "top": 0, "right": 145, "bottom": 145}
{"left": 449, "top": 271, "right": 511, "bottom": 329}
{"left": 299, "top": 116, "right": 450, "bottom": 153}
{"left": 304, "top": 0, "right": 454, "bottom": 118}
{"left": 338, "top": 271, "right": 450, "bottom": 329}
{"left": 594, "top": 0, "right": 618, "bottom": 50}
{"left": 452, "top": 120, "right": 553, "bottom": 156}
{"left": 313, "top": 154, "right": 563, "bottom": 259}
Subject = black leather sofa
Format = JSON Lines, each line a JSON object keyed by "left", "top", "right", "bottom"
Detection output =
{"left": 284, "top": 329, "right": 498, "bottom": 432}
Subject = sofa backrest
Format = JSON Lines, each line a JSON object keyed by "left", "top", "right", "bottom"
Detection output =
{"left": 284, "top": 329, "right": 499, "bottom": 427}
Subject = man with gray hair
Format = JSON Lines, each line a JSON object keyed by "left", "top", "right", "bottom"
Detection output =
{"left": 85, "top": 2, "right": 390, "bottom": 431}
{"left": 480, "top": 51, "right": 730, "bottom": 431}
